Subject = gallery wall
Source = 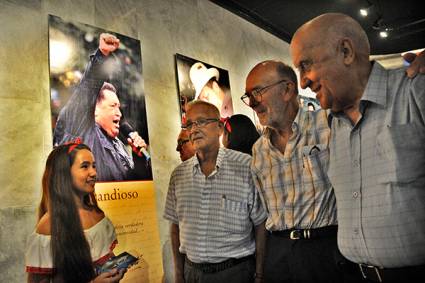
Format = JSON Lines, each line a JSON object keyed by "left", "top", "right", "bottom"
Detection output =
{"left": 0, "top": 0, "right": 292, "bottom": 282}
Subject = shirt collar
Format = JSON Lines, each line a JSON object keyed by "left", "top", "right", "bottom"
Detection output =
{"left": 361, "top": 61, "right": 388, "bottom": 107}
{"left": 264, "top": 107, "right": 304, "bottom": 141}
{"left": 327, "top": 61, "right": 387, "bottom": 127}
{"left": 191, "top": 147, "right": 225, "bottom": 173}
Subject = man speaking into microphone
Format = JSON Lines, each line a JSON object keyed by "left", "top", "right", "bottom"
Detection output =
{"left": 53, "top": 33, "right": 151, "bottom": 181}
{"left": 120, "top": 122, "right": 151, "bottom": 161}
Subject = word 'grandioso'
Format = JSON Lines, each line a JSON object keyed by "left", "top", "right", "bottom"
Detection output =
{"left": 95, "top": 188, "right": 139, "bottom": 202}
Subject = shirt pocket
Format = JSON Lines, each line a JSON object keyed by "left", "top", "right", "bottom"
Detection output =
{"left": 219, "top": 198, "right": 249, "bottom": 233}
{"left": 302, "top": 144, "right": 331, "bottom": 188}
{"left": 377, "top": 123, "right": 425, "bottom": 184}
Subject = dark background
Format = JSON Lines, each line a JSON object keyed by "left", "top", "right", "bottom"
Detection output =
{"left": 211, "top": 0, "right": 425, "bottom": 55}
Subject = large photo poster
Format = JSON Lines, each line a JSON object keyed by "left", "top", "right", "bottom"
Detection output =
{"left": 49, "top": 15, "right": 152, "bottom": 182}
{"left": 48, "top": 15, "right": 163, "bottom": 282}
{"left": 175, "top": 54, "right": 233, "bottom": 123}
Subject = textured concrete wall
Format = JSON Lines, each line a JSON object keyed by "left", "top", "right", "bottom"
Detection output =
{"left": 0, "top": 0, "right": 291, "bottom": 282}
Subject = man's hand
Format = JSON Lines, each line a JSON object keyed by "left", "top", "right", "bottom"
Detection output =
{"left": 405, "top": 51, "right": 425, "bottom": 78}
{"left": 99, "top": 33, "right": 120, "bottom": 56}
{"left": 128, "top": 131, "right": 148, "bottom": 157}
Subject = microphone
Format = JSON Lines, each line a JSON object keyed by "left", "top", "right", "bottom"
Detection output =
{"left": 120, "top": 122, "right": 151, "bottom": 161}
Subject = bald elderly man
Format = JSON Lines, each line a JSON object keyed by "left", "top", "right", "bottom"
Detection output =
{"left": 291, "top": 13, "right": 425, "bottom": 282}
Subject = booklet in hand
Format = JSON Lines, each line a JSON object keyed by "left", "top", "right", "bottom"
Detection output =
{"left": 96, "top": 252, "right": 139, "bottom": 274}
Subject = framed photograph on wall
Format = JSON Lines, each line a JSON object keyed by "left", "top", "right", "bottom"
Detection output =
{"left": 175, "top": 54, "right": 233, "bottom": 123}
{"left": 49, "top": 15, "right": 152, "bottom": 182}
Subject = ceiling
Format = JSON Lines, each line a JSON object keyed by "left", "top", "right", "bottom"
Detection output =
{"left": 211, "top": 0, "right": 425, "bottom": 56}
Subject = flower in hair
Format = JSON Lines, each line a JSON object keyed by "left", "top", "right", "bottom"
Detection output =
{"left": 220, "top": 117, "right": 232, "bottom": 133}
{"left": 64, "top": 137, "right": 83, "bottom": 154}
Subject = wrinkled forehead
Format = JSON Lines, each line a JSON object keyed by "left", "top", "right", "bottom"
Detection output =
{"left": 246, "top": 63, "right": 279, "bottom": 88}
{"left": 292, "top": 24, "right": 325, "bottom": 49}
{"left": 291, "top": 27, "right": 330, "bottom": 62}
{"left": 186, "top": 103, "right": 220, "bottom": 120}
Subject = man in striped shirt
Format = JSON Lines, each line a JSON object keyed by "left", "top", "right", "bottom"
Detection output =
{"left": 164, "top": 100, "right": 267, "bottom": 283}
{"left": 291, "top": 13, "right": 425, "bottom": 282}
{"left": 242, "top": 61, "right": 355, "bottom": 283}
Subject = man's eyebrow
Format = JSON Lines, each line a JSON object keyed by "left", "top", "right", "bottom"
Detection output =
{"left": 296, "top": 59, "right": 311, "bottom": 69}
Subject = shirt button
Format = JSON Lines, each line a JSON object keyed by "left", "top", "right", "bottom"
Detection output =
{"left": 354, "top": 228, "right": 359, "bottom": 234}
{"left": 352, "top": 191, "right": 359, "bottom": 198}
{"left": 353, "top": 160, "right": 359, "bottom": 167}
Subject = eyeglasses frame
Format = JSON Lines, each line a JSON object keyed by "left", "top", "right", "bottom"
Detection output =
{"left": 240, "top": 79, "right": 289, "bottom": 106}
{"left": 181, "top": 118, "right": 221, "bottom": 131}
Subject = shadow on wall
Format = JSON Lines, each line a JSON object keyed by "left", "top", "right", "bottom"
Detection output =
{"left": 0, "top": 206, "right": 37, "bottom": 283}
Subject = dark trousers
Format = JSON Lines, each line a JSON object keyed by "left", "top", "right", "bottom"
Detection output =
{"left": 356, "top": 263, "right": 425, "bottom": 282}
{"left": 183, "top": 256, "right": 255, "bottom": 283}
{"left": 264, "top": 232, "right": 362, "bottom": 283}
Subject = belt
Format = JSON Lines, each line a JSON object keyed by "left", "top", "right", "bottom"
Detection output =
{"left": 358, "top": 263, "right": 425, "bottom": 282}
{"left": 269, "top": 225, "right": 337, "bottom": 240}
{"left": 185, "top": 255, "right": 254, "bottom": 273}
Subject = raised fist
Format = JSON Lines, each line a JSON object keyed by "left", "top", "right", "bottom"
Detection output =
{"left": 99, "top": 33, "right": 120, "bottom": 56}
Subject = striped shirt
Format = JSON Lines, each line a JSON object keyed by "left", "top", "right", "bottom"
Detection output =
{"left": 328, "top": 62, "right": 425, "bottom": 268}
{"left": 164, "top": 147, "right": 267, "bottom": 263}
{"left": 251, "top": 107, "right": 337, "bottom": 231}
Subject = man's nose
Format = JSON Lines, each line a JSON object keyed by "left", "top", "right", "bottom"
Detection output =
{"left": 248, "top": 96, "right": 260, "bottom": 108}
{"left": 189, "top": 123, "right": 201, "bottom": 132}
{"left": 116, "top": 108, "right": 122, "bottom": 117}
{"left": 300, "top": 75, "right": 312, "bottom": 90}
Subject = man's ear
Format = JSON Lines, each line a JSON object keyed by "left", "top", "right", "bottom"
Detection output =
{"left": 282, "top": 81, "right": 297, "bottom": 101}
{"left": 340, "top": 38, "right": 355, "bottom": 65}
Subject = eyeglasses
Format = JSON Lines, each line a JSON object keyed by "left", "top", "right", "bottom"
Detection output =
{"left": 240, "top": 79, "right": 289, "bottom": 106}
{"left": 182, "top": 118, "right": 220, "bottom": 131}
{"left": 177, "top": 139, "right": 190, "bottom": 149}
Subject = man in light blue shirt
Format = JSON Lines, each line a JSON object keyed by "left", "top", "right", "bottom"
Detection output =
{"left": 291, "top": 13, "right": 425, "bottom": 282}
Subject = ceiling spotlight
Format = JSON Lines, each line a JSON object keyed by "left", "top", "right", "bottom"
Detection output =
{"left": 359, "top": 2, "right": 373, "bottom": 17}
{"left": 360, "top": 8, "right": 369, "bottom": 17}
{"left": 379, "top": 30, "right": 389, "bottom": 38}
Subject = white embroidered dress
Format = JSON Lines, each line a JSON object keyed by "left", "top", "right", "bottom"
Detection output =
{"left": 25, "top": 217, "right": 117, "bottom": 274}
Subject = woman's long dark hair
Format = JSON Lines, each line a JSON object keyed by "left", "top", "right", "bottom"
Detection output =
{"left": 224, "top": 114, "right": 260, "bottom": 155}
{"left": 39, "top": 143, "right": 101, "bottom": 282}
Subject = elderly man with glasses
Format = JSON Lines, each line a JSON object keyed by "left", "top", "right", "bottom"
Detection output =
{"left": 241, "top": 60, "right": 357, "bottom": 283}
{"left": 176, "top": 129, "right": 196, "bottom": 162}
{"left": 164, "top": 100, "right": 267, "bottom": 283}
